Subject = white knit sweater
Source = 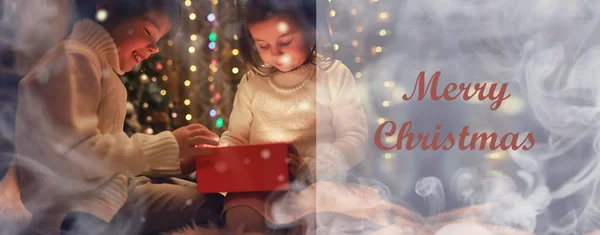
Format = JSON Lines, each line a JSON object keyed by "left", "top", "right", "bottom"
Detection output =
{"left": 220, "top": 60, "right": 368, "bottom": 181}
{"left": 14, "top": 19, "right": 181, "bottom": 232}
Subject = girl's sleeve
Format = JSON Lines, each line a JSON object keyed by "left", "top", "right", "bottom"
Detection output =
{"left": 309, "top": 62, "right": 369, "bottom": 181}
{"left": 18, "top": 50, "right": 182, "bottom": 185}
{"left": 219, "top": 75, "right": 254, "bottom": 146}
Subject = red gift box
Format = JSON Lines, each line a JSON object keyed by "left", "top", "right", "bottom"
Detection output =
{"left": 195, "top": 143, "right": 290, "bottom": 193}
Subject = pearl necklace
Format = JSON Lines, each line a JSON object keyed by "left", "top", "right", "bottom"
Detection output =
{"left": 268, "top": 69, "right": 315, "bottom": 94}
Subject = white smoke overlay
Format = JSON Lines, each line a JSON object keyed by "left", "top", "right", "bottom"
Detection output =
{"left": 1, "top": 1, "right": 180, "bottom": 235}
{"left": 3, "top": 0, "right": 600, "bottom": 235}
{"left": 300, "top": 0, "right": 600, "bottom": 234}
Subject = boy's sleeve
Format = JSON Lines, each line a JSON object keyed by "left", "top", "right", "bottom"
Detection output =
{"left": 309, "top": 63, "right": 368, "bottom": 181}
{"left": 19, "top": 50, "right": 182, "bottom": 184}
{"left": 219, "top": 76, "right": 254, "bottom": 146}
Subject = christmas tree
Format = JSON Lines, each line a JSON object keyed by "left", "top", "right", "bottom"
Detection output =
{"left": 122, "top": 0, "right": 245, "bottom": 137}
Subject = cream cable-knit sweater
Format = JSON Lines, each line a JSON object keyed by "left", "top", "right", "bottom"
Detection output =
{"left": 220, "top": 60, "right": 368, "bottom": 181}
{"left": 14, "top": 19, "right": 181, "bottom": 231}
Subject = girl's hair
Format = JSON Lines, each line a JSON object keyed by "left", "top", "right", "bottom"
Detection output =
{"left": 238, "top": 0, "right": 333, "bottom": 76}
{"left": 71, "top": 0, "right": 183, "bottom": 40}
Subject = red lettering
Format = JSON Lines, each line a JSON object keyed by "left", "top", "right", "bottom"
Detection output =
{"left": 471, "top": 132, "right": 499, "bottom": 150}
{"left": 522, "top": 133, "right": 535, "bottom": 150}
{"left": 458, "top": 126, "right": 471, "bottom": 150}
{"left": 403, "top": 72, "right": 442, "bottom": 101}
{"left": 374, "top": 121, "right": 397, "bottom": 150}
{"left": 397, "top": 121, "right": 417, "bottom": 150}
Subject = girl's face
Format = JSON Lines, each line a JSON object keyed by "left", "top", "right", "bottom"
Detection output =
{"left": 109, "top": 12, "right": 171, "bottom": 72}
{"left": 248, "top": 15, "right": 313, "bottom": 72}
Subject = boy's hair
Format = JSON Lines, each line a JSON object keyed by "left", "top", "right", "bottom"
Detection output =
{"left": 72, "top": 0, "right": 183, "bottom": 40}
{"left": 238, "top": 0, "right": 334, "bottom": 76}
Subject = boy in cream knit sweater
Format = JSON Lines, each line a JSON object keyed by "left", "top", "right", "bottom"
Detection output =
{"left": 13, "top": 1, "right": 224, "bottom": 234}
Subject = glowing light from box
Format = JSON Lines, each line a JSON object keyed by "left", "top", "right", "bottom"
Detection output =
{"left": 184, "top": 99, "right": 191, "bottom": 106}
{"left": 190, "top": 34, "right": 197, "bottom": 41}
{"left": 209, "top": 109, "right": 217, "bottom": 117}
{"left": 184, "top": 80, "right": 191, "bottom": 87}
{"left": 209, "top": 42, "right": 216, "bottom": 50}
{"left": 189, "top": 13, "right": 196, "bottom": 20}
{"left": 186, "top": 114, "right": 192, "bottom": 121}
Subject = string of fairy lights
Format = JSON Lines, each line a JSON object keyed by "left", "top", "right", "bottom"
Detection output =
{"left": 179, "top": 0, "right": 240, "bottom": 131}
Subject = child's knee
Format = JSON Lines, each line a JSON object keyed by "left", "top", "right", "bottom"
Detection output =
{"left": 224, "top": 206, "right": 267, "bottom": 233}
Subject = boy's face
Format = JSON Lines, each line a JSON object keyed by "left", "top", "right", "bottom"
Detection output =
{"left": 110, "top": 12, "right": 171, "bottom": 72}
{"left": 248, "top": 15, "right": 312, "bottom": 72}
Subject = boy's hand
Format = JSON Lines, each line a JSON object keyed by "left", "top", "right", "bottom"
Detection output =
{"left": 173, "top": 124, "right": 219, "bottom": 174}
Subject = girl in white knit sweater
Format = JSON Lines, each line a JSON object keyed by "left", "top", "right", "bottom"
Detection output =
{"left": 14, "top": 0, "right": 225, "bottom": 234}
{"left": 220, "top": 0, "right": 369, "bottom": 233}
